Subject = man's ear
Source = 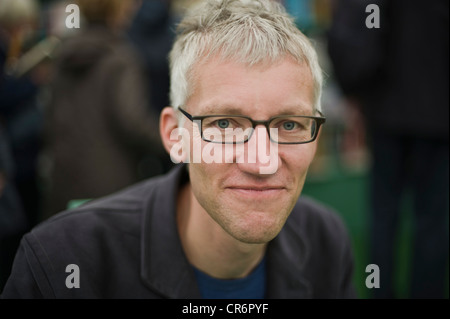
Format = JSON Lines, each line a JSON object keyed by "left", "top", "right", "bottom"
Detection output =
{"left": 160, "top": 107, "right": 187, "bottom": 163}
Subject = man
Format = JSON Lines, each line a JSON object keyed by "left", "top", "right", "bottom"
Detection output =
{"left": 1, "top": 0, "right": 356, "bottom": 298}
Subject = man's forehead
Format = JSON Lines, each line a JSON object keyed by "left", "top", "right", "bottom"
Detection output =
{"left": 187, "top": 56, "right": 315, "bottom": 117}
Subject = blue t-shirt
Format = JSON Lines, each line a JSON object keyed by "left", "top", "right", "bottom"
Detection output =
{"left": 193, "top": 258, "right": 266, "bottom": 299}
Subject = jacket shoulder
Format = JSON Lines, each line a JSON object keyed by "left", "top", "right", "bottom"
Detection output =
{"left": 3, "top": 175, "right": 168, "bottom": 298}
{"left": 36, "top": 174, "right": 166, "bottom": 233}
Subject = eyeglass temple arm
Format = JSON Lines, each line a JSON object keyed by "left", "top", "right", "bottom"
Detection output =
{"left": 178, "top": 107, "right": 193, "bottom": 121}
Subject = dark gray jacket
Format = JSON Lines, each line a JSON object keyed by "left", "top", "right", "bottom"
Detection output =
{"left": 1, "top": 165, "right": 356, "bottom": 298}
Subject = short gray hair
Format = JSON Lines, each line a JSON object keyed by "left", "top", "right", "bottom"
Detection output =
{"left": 169, "top": 0, "right": 323, "bottom": 113}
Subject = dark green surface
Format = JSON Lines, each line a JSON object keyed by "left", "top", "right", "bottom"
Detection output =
{"left": 302, "top": 167, "right": 372, "bottom": 298}
{"left": 302, "top": 163, "right": 448, "bottom": 299}
{"left": 67, "top": 199, "right": 91, "bottom": 210}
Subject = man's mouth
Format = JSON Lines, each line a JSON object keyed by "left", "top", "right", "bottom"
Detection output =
{"left": 225, "top": 185, "right": 285, "bottom": 199}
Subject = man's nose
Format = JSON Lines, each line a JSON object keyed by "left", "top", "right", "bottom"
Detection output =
{"left": 236, "top": 126, "right": 280, "bottom": 175}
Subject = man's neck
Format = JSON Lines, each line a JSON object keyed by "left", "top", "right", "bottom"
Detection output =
{"left": 176, "top": 183, "right": 267, "bottom": 279}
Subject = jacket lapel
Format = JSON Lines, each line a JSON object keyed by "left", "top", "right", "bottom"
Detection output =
{"left": 265, "top": 221, "right": 312, "bottom": 298}
{"left": 140, "top": 165, "right": 201, "bottom": 298}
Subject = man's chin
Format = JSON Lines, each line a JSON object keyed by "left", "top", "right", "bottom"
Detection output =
{"left": 230, "top": 231, "right": 278, "bottom": 245}
{"left": 224, "top": 214, "right": 285, "bottom": 245}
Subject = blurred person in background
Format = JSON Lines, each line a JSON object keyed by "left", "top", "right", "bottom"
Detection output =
{"left": 41, "top": 0, "right": 164, "bottom": 220}
{"left": 0, "top": 0, "right": 43, "bottom": 232}
{"left": 128, "top": 0, "right": 174, "bottom": 114}
{"left": 0, "top": 0, "right": 44, "bottom": 291}
{"left": 0, "top": 125, "right": 28, "bottom": 291}
{"left": 328, "top": 0, "right": 449, "bottom": 298}
{"left": 126, "top": 0, "right": 176, "bottom": 178}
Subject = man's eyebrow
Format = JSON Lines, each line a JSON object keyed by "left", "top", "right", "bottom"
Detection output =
{"left": 200, "top": 104, "right": 313, "bottom": 116}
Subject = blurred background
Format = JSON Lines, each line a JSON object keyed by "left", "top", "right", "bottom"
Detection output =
{"left": 0, "top": 0, "right": 448, "bottom": 298}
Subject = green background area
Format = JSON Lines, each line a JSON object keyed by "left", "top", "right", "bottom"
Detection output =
{"left": 302, "top": 157, "right": 449, "bottom": 299}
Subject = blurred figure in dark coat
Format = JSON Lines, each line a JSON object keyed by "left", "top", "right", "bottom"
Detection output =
{"left": 0, "top": 0, "right": 42, "bottom": 291}
{"left": 42, "top": 0, "right": 164, "bottom": 219}
{"left": 0, "top": 125, "right": 28, "bottom": 291}
{"left": 0, "top": 0, "right": 43, "bottom": 230}
{"left": 328, "top": 0, "right": 449, "bottom": 298}
{"left": 128, "top": 0, "right": 174, "bottom": 114}
{"left": 127, "top": 0, "right": 176, "bottom": 177}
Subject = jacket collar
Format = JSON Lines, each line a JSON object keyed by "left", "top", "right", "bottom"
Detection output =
{"left": 140, "top": 164, "right": 201, "bottom": 298}
{"left": 140, "top": 164, "right": 311, "bottom": 298}
{"left": 266, "top": 223, "right": 312, "bottom": 298}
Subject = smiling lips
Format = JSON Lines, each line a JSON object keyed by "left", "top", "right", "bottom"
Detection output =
{"left": 226, "top": 185, "right": 285, "bottom": 199}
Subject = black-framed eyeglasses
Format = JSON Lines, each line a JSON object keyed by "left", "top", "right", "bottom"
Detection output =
{"left": 178, "top": 107, "right": 326, "bottom": 144}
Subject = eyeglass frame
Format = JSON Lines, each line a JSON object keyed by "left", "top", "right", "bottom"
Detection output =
{"left": 177, "top": 106, "right": 326, "bottom": 145}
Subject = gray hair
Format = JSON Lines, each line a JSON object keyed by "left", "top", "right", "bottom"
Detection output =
{"left": 169, "top": 0, "right": 323, "bottom": 114}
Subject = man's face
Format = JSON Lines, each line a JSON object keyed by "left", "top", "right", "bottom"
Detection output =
{"left": 183, "top": 56, "right": 318, "bottom": 244}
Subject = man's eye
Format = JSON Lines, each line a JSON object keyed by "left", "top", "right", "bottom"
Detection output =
{"left": 282, "top": 121, "right": 298, "bottom": 130}
{"left": 216, "top": 119, "right": 230, "bottom": 129}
